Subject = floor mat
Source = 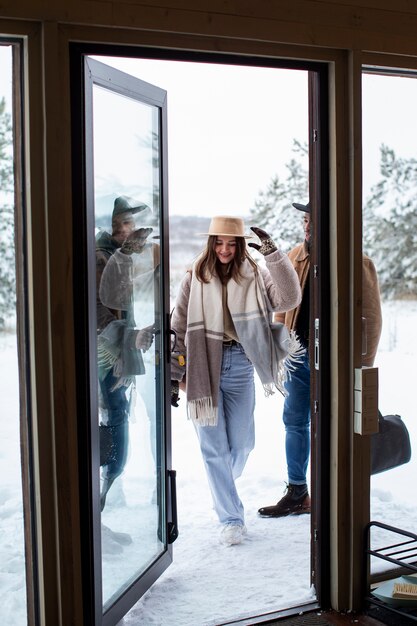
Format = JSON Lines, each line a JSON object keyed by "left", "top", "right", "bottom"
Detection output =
{"left": 366, "top": 604, "right": 417, "bottom": 625}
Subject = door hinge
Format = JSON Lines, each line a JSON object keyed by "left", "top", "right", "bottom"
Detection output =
{"left": 313, "top": 128, "right": 318, "bottom": 142}
{"left": 314, "top": 528, "right": 319, "bottom": 542}
{"left": 313, "top": 264, "right": 319, "bottom": 278}
{"left": 314, "top": 400, "right": 319, "bottom": 414}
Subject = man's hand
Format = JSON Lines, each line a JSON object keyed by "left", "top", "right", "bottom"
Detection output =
{"left": 135, "top": 324, "right": 154, "bottom": 351}
{"left": 171, "top": 352, "right": 186, "bottom": 381}
{"left": 121, "top": 227, "right": 153, "bottom": 255}
{"left": 248, "top": 226, "right": 277, "bottom": 256}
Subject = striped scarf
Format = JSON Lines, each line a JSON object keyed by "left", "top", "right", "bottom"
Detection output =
{"left": 185, "top": 258, "right": 303, "bottom": 426}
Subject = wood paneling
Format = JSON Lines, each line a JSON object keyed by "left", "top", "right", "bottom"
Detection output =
{"left": 1, "top": 1, "right": 417, "bottom": 58}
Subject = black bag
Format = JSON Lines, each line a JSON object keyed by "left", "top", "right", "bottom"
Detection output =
{"left": 371, "top": 412, "right": 412, "bottom": 475}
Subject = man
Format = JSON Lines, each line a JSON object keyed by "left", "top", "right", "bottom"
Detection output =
{"left": 96, "top": 195, "right": 154, "bottom": 511}
{"left": 258, "top": 201, "right": 382, "bottom": 518}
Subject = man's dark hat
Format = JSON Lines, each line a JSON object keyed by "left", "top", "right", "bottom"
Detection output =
{"left": 112, "top": 195, "right": 150, "bottom": 219}
{"left": 292, "top": 201, "right": 310, "bottom": 213}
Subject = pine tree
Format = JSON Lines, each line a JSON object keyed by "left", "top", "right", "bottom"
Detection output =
{"left": 249, "top": 139, "right": 309, "bottom": 252}
{"left": 251, "top": 139, "right": 417, "bottom": 302}
{"left": 0, "top": 96, "right": 15, "bottom": 328}
{"left": 363, "top": 145, "right": 417, "bottom": 299}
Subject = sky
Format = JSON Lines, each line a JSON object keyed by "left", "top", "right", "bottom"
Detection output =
{"left": 1, "top": 300, "right": 417, "bottom": 626}
{"left": 93, "top": 55, "right": 310, "bottom": 218}
{"left": 362, "top": 71, "right": 417, "bottom": 197}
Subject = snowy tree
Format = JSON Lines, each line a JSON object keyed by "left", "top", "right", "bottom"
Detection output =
{"left": 0, "top": 96, "right": 15, "bottom": 328}
{"left": 251, "top": 139, "right": 417, "bottom": 301}
{"left": 363, "top": 145, "right": 417, "bottom": 300}
{"left": 249, "top": 139, "right": 309, "bottom": 252}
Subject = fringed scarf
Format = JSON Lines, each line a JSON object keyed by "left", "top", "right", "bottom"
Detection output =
{"left": 185, "top": 258, "right": 304, "bottom": 426}
{"left": 97, "top": 319, "right": 145, "bottom": 390}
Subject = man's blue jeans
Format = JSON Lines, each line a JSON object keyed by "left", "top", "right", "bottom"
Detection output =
{"left": 99, "top": 368, "right": 130, "bottom": 481}
{"left": 282, "top": 350, "right": 311, "bottom": 486}
{"left": 194, "top": 343, "right": 255, "bottom": 525}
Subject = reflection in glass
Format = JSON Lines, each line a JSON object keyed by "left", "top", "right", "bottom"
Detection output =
{"left": 0, "top": 44, "right": 28, "bottom": 625}
{"left": 92, "top": 83, "right": 164, "bottom": 608}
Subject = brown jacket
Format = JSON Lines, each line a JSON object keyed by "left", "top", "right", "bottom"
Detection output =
{"left": 275, "top": 242, "right": 382, "bottom": 367}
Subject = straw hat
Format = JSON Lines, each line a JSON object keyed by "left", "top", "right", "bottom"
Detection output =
{"left": 200, "top": 216, "right": 252, "bottom": 238}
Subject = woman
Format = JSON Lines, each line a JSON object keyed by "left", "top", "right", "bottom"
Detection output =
{"left": 171, "top": 216, "right": 302, "bottom": 546}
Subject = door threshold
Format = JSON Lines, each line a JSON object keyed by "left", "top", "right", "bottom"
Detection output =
{"left": 215, "top": 601, "right": 321, "bottom": 625}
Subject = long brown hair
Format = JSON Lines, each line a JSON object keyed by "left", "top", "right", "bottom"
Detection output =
{"left": 195, "top": 235, "right": 257, "bottom": 284}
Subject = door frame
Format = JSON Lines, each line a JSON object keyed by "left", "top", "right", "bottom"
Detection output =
{"left": 2, "top": 17, "right": 366, "bottom": 623}
{"left": 309, "top": 68, "right": 331, "bottom": 608}
{"left": 70, "top": 41, "right": 331, "bottom": 624}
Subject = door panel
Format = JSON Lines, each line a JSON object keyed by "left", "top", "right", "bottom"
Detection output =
{"left": 80, "top": 56, "right": 174, "bottom": 624}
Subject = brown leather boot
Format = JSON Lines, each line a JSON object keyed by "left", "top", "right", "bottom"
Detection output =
{"left": 258, "top": 484, "right": 311, "bottom": 517}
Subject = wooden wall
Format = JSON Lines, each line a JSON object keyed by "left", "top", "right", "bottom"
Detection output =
{"left": 1, "top": 1, "right": 417, "bottom": 57}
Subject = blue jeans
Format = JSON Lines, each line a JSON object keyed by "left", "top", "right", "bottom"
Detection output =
{"left": 194, "top": 343, "right": 255, "bottom": 525}
{"left": 282, "top": 350, "right": 311, "bottom": 485}
{"left": 99, "top": 368, "right": 130, "bottom": 481}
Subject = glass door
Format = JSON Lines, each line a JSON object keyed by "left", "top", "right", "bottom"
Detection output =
{"left": 75, "top": 55, "right": 176, "bottom": 625}
{"left": 362, "top": 67, "right": 417, "bottom": 575}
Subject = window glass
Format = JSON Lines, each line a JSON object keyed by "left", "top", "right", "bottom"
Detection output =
{"left": 363, "top": 72, "right": 417, "bottom": 571}
{"left": 0, "top": 43, "right": 28, "bottom": 625}
{"left": 92, "top": 82, "right": 165, "bottom": 609}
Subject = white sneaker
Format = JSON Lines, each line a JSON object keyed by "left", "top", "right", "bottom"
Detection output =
{"left": 219, "top": 523, "right": 247, "bottom": 546}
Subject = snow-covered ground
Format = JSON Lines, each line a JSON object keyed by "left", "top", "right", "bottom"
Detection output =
{"left": 1, "top": 301, "right": 417, "bottom": 626}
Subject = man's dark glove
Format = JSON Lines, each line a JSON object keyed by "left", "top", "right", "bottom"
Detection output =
{"left": 171, "top": 380, "right": 180, "bottom": 407}
{"left": 121, "top": 227, "right": 153, "bottom": 255}
{"left": 248, "top": 226, "right": 277, "bottom": 256}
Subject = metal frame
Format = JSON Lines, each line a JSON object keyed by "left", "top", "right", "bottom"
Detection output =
{"left": 365, "top": 521, "right": 417, "bottom": 623}
{"left": 70, "top": 49, "right": 174, "bottom": 626}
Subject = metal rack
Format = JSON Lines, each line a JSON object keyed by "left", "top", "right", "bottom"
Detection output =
{"left": 365, "top": 521, "right": 417, "bottom": 623}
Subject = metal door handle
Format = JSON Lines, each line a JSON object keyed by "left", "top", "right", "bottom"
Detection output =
{"left": 167, "top": 469, "right": 179, "bottom": 544}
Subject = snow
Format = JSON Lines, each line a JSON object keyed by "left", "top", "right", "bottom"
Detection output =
{"left": 121, "top": 381, "right": 314, "bottom": 626}
{"left": 1, "top": 302, "right": 417, "bottom": 626}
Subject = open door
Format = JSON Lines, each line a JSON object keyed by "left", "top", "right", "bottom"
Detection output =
{"left": 72, "top": 55, "right": 176, "bottom": 626}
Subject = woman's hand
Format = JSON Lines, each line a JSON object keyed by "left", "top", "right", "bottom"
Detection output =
{"left": 248, "top": 226, "right": 277, "bottom": 256}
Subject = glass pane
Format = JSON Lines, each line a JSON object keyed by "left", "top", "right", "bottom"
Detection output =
{"left": 92, "top": 83, "right": 164, "bottom": 609}
{"left": 362, "top": 72, "right": 417, "bottom": 572}
{"left": 0, "top": 44, "right": 28, "bottom": 625}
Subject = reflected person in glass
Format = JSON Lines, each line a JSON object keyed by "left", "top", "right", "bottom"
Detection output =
{"left": 96, "top": 195, "right": 155, "bottom": 512}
